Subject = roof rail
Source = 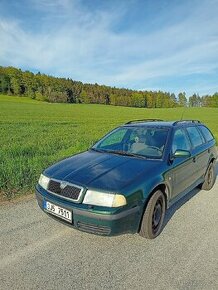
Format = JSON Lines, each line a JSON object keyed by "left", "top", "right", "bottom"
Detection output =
{"left": 125, "top": 119, "right": 164, "bottom": 124}
{"left": 173, "top": 120, "right": 201, "bottom": 126}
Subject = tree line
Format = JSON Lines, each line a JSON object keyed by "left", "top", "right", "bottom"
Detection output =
{"left": 0, "top": 66, "right": 217, "bottom": 107}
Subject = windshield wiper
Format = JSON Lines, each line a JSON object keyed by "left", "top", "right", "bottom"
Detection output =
{"left": 90, "top": 148, "right": 106, "bottom": 153}
{"left": 102, "top": 150, "right": 147, "bottom": 159}
{"left": 90, "top": 148, "right": 147, "bottom": 159}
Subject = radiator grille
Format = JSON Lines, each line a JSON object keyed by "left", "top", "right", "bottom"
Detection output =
{"left": 47, "top": 179, "right": 82, "bottom": 201}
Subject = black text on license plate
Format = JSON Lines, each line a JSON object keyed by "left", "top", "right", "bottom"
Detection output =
{"left": 44, "top": 201, "right": 72, "bottom": 223}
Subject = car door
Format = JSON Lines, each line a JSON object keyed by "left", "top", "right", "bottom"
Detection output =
{"left": 169, "top": 128, "right": 195, "bottom": 199}
{"left": 186, "top": 125, "right": 207, "bottom": 180}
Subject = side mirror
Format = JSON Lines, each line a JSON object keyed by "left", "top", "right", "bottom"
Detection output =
{"left": 173, "top": 149, "right": 191, "bottom": 158}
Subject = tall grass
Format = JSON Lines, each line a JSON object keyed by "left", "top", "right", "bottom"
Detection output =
{"left": 0, "top": 94, "right": 217, "bottom": 199}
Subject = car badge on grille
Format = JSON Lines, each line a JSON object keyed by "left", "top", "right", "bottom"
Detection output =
{"left": 60, "top": 181, "right": 68, "bottom": 189}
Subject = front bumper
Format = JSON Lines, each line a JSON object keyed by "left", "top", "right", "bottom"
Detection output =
{"left": 35, "top": 184, "right": 142, "bottom": 236}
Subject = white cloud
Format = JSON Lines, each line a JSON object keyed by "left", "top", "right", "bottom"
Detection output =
{"left": 0, "top": 0, "right": 218, "bottom": 94}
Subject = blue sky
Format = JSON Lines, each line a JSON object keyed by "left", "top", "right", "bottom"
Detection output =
{"left": 0, "top": 0, "right": 218, "bottom": 96}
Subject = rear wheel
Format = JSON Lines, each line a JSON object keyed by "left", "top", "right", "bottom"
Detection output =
{"left": 139, "top": 190, "right": 166, "bottom": 239}
{"left": 199, "top": 162, "right": 216, "bottom": 191}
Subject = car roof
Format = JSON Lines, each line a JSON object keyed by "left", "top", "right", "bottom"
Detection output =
{"left": 123, "top": 120, "right": 201, "bottom": 128}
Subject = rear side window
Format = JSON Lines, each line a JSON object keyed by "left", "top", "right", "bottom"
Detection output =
{"left": 198, "top": 125, "right": 214, "bottom": 142}
{"left": 186, "top": 126, "right": 204, "bottom": 148}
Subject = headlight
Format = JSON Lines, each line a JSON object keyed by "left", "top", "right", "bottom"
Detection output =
{"left": 38, "top": 174, "right": 50, "bottom": 190}
{"left": 83, "top": 190, "right": 127, "bottom": 207}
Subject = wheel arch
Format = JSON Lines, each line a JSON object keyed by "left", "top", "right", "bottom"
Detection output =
{"left": 206, "top": 155, "right": 217, "bottom": 175}
{"left": 210, "top": 156, "right": 216, "bottom": 164}
{"left": 147, "top": 183, "right": 169, "bottom": 208}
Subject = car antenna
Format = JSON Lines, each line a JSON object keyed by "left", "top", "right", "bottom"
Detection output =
{"left": 180, "top": 106, "right": 186, "bottom": 120}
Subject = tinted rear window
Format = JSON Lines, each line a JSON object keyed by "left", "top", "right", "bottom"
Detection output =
{"left": 198, "top": 125, "right": 214, "bottom": 142}
{"left": 186, "top": 126, "right": 204, "bottom": 148}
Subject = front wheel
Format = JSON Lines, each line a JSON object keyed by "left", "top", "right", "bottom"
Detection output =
{"left": 139, "top": 190, "right": 166, "bottom": 239}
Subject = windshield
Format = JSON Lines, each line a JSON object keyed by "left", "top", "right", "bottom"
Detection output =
{"left": 92, "top": 126, "right": 169, "bottom": 159}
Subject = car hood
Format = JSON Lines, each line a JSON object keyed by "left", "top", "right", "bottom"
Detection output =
{"left": 44, "top": 150, "right": 162, "bottom": 192}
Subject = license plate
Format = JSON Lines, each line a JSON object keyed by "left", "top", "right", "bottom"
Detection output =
{"left": 44, "top": 201, "right": 72, "bottom": 223}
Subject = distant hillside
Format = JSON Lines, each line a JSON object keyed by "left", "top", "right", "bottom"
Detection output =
{"left": 0, "top": 66, "right": 217, "bottom": 107}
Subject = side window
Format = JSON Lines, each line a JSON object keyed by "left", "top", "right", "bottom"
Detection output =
{"left": 172, "top": 129, "right": 191, "bottom": 153}
{"left": 198, "top": 125, "right": 214, "bottom": 142}
{"left": 186, "top": 126, "right": 204, "bottom": 148}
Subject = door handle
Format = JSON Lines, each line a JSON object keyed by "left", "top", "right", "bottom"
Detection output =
{"left": 193, "top": 157, "right": 196, "bottom": 162}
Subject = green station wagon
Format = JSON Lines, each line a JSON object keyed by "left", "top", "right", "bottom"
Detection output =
{"left": 35, "top": 120, "right": 217, "bottom": 239}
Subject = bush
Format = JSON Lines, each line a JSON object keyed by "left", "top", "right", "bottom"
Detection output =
{"left": 35, "top": 92, "right": 48, "bottom": 102}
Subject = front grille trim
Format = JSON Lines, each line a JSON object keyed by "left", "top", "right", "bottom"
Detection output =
{"left": 47, "top": 178, "right": 84, "bottom": 202}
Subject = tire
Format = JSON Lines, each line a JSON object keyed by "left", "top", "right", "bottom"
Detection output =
{"left": 139, "top": 190, "right": 166, "bottom": 239}
{"left": 199, "top": 162, "right": 216, "bottom": 191}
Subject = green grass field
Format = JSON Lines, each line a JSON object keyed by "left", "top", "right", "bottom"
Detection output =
{"left": 0, "top": 94, "right": 217, "bottom": 200}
